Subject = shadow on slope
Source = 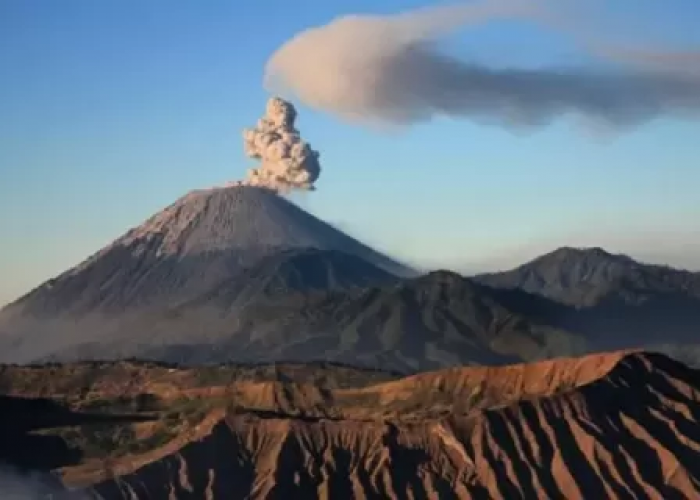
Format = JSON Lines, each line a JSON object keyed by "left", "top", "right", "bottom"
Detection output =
{"left": 476, "top": 283, "right": 700, "bottom": 354}
{"left": 114, "top": 271, "right": 580, "bottom": 372}
{"left": 183, "top": 247, "right": 400, "bottom": 310}
{"left": 452, "top": 352, "right": 700, "bottom": 498}
{"left": 0, "top": 395, "right": 154, "bottom": 472}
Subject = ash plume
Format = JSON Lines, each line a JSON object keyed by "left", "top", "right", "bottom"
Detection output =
{"left": 238, "top": 97, "right": 321, "bottom": 192}
{"left": 264, "top": 1, "right": 700, "bottom": 129}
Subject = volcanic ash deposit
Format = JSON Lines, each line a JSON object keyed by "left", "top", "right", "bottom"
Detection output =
{"left": 239, "top": 97, "right": 321, "bottom": 193}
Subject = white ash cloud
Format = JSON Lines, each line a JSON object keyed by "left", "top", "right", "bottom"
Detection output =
{"left": 237, "top": 97, "right": 321, "bottom": 192}
{"left": 263, "top": 1, "right": 700, "bottom": 129}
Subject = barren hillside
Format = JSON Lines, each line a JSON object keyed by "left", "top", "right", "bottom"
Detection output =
{"left": 86, "top": 352, "right": 700, "bottom": 499}
{"left": 2, "top": 351, "right": 697, "bottom": 498}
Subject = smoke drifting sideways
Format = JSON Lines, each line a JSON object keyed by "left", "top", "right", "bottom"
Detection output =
{"left": 237, "top": 97, "right": 321, "bottom": 193}
{"left": 263, "top": 1, "right": 700, "bottom": 129}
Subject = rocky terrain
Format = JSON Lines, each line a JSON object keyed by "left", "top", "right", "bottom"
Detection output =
{"left": 0, "top": 360, "right": 400, "bottom": 495}
{"left": 1, "top": 351, "right": 699, "bottom": 498}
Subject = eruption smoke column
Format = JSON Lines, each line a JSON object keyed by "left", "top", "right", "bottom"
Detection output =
{"left": 240, "top": 97, "right": 321, "bottom": 192}
{"left": 263, "top": 1, "right": 700, "bottom": 129}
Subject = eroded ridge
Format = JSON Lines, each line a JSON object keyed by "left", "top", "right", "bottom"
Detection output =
{"left": 65, "top": 351, "right": 700, "bottom": 499}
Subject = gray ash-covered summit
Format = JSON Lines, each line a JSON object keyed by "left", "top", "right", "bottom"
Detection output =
{"left": 0, "top": 185, "right": 412, "bottom": 363}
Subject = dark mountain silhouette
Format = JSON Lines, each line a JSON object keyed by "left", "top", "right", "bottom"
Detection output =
{"left": 475, "top": 246, "right": 700, "bottom": 307}
{"left": 473, "top": 246, "right": 700, "bottom": 354}
{"left": 34, "top": 271, "right": 585, "bottom": 372}
{"left": 22, "top": 259, "right": 700, "bottom": 371}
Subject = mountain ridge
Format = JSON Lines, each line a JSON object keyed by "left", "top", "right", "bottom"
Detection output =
{"left": 12, "top": 252, "right": 700, "bottom": 371}
{"left": 475, "top": 245, "right": 700, "bottom": 307}
{"left": 3, "top": 209, "right": 700, "bottom": 369}
{"left": 30, "top": 271, "right": 583, "bottom": 371}
{"left": 14, "top": 350, "right": 693, "bottom": 499}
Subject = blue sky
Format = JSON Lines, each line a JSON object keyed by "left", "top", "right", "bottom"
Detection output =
{"left": 1, "top": 0, "right": 700, "bottom": 306}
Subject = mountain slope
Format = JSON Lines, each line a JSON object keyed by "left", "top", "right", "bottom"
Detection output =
{"left": 475, "top": 246, "right": 700, "bottom": 307}
{"left": 193, "top": 247, "right": 400, "bottom": 310}
{"left": 36, "top": 271, "right": 586, "bottom": 372}
{"left": 4, "top": 186, "right": 410, "bottom": 317}
{"left": 475, "top": 246, "right": 700, "bottom": 353}
{"left": 0, "top": 360, "right": 400, "bottom": 499}
{"left": 37, "top": 351, "right": 700, "bottom": 499}
{"left": 0, "top": 186, "right": 411, "bottom": 364}
{"left": 7, "top": 245, "right": 700, "bottom": 369}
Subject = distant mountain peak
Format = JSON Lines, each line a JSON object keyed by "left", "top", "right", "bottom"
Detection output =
{"left": 475, "top": 245, "right": 700, "bottom": 307}
{"left": 533, "top": 246, "right": 635, "bottom": 265}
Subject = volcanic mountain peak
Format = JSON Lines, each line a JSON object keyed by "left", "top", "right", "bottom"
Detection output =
{"left": 0, "top": 184, "right": 417, "bottom": 363}
{"left": 2, "top": 185, "right": 410, "bottom": 312}
{"left": 83, "top": 185, "right": 389, "bottom": 263}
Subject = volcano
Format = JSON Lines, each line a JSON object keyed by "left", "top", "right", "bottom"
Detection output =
{"left": 0, "top": 185, "right": 412, "bottom": 363}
